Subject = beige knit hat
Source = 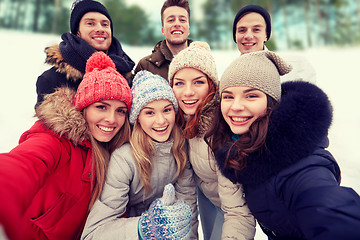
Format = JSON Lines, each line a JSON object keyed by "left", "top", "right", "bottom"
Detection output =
{"left": 219, "top": 51, "right": 292, "bottom": 102}
{"left": 168, "top": 41, "right": 218, "bottom": 86}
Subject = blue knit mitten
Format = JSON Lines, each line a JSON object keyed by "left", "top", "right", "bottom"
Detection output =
{"left": 139, "top": 184, "right": 192, "bottom": 239}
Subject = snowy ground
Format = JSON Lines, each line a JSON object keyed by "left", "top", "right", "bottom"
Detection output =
{"left": 1, "top": 30, "right": 359, "bottom": 239}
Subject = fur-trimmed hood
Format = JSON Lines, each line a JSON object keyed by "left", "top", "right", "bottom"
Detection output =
{"left": 35, "top": 87, "right": 89, "bottom": 145}
{"left": 215, "top": 81, "right": 333, "bottom": 185}
{"left": 45, "top": 44, "right": 84, "bottom": 82}
{"left": 196, "top": 84, "right": 220, "bottom": 137}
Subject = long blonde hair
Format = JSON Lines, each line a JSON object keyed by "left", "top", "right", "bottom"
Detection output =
{"left": 88, "top": 116, "right": 131, "bottom": 209}
{"left": 130, "top": 120, "right": 187, "bottom": 194}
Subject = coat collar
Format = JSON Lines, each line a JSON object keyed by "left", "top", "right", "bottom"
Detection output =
{"left": 45, "top": 44, "right": 83, "bottom": 81}
{"left": 215, "top": 81, "right": 333, "bottom": 185}
{"left": 35, "top": 87, "right": 89, "bottom": 146}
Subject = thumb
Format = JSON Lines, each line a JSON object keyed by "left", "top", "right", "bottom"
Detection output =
{"left": 160, "top": 183, "right": 176, "bottom": 206}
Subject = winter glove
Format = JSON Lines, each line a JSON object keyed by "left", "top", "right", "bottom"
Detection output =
{"left": 139, "top": 183, "right": 192, "bottom": 240}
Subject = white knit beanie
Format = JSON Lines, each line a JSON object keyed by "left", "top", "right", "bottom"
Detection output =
{"left": 168, "top": 41, "right": 218, "bottom": 86}
{"left": 219, "top": 51, "right": 292, "bottom": 102}
{"left": 129, "top": 70, "right": 178, "bottom": 125}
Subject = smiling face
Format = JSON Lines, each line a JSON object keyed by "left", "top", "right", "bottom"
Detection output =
{"left": 172, "top": 68, "right": 210, "bottom": 116}
{"left": 138, "top": 99, "right": 175, "bottom": 142}
{"left": 77, "top": 12, "right": 112, "bottom": 52}
{"left": 84, "top": 100, "right": 127, "bottom": 142}
{"left": 221, "top": 86, "right": 267, "bottom": 135}
{"left": 235, "top": 12, "right": 267, "bottom": 54}
{"left": 161, "top": 6, "right": 190, "bottom": 46}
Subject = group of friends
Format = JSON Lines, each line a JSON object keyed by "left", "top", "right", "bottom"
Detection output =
{"left": 1, "top": 0, "right": 360, "bottom": 239}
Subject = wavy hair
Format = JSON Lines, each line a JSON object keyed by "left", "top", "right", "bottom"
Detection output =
{"left": 130, "top": 119, "right": 187, "bottom": 195}
{"left": 175, "top": 77, "right": 216, "bottom": 139}
{"left": 205, "top": 95, "right": 278, "bottom": 177}
{"left": 88, "top": 116, "right": 131, "bottom": 209}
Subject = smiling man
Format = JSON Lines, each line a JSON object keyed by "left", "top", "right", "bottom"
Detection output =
{"left": 35, "top": 0, "right": 135, "bottom": 108}
{"left": 233, "top": 5, "right": 271, "bottom": 54}
{"left": 132, "top": 0, "right": 192, "bottom": 83}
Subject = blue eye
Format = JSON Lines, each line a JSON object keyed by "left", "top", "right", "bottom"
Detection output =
{"left": 195, "top": 80, "right": 206, "bottom": 85}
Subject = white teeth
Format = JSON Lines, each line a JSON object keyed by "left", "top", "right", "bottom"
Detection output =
{"left": 183, "top": 100, "right": 197, "bottom": 104}
{"left": 173, "top": 31, "right": 182, "bottom": 34}
{"left": 94, "top": 37, "right": 105, "bottom": 40}
{"left": 243, "top": 43, "right": 254, "bottom": 46}
{"left": 98, "top": 125, "right": 114, "bottom": 132}
{"left": 232, "top": 117, "right": 248, "bottom": 122}
{"left": 154, "top": 126, "right": 167, "bottom": 131}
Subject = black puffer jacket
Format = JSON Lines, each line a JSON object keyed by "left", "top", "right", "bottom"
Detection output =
{"left": 215, "top": 81, "right": 360, "bottom": 240}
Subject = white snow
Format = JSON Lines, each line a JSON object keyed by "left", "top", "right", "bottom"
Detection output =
{"left": 1, "top": 30, "right": 359, "bottom": 239}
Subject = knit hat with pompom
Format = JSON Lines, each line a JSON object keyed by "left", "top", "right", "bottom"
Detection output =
{"left": 220, "top": 50, "right": 292, "bottom": 102}
{"left": 168, "top": 41, "right": 218, "bottom": 86}
{"left": 74, "top": 51, "right": 132, "bottom": 111}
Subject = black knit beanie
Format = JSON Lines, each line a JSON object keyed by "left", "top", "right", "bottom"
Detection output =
{"left": 70, "top": 0, "right": 113, "bottom": 35}
{"left": 232, "top": 5, "right": 271, "bottom": 43}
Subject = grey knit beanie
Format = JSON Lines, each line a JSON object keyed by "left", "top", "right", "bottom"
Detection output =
{"left": 168, "top": 41, "right": 218, "bottom": 86}
{"left": 129, "top": 70, "right": 178, "bottom": 124}
{"left": 219, "top": 51, "right": 292, "bottom": 102}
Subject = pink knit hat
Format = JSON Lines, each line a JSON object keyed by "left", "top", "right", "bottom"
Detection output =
{"left": 74, "top": 51, "right": 132, "bottom": 111}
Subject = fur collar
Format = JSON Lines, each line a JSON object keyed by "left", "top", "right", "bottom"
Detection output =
{"left": 215, "top": 81, "right": 333, "bottom": 185}
{"left": 44, "top": 44, "right": 83, "bottom": 81}
{"left": 196, "top": 85, "right": 220, "bottom": 137}
{"left": 35, "top": 87, "right": 89, "bottom": 145}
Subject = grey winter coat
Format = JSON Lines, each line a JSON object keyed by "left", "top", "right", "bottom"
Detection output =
{"left": 188, "top": 93, "right": 256, "bottom": 239}
{"left": 81, "top": 141, "right": 198, "bottom": 240}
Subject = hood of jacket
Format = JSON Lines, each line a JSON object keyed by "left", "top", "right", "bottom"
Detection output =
{"left": 45, "top": 44, "right": 83, "bottom": 82}
{"left": 35, "top": 87, "right": 89, "bottom": 145}
{"left": 215, "top": 81, "right": 333, "bottom": 185}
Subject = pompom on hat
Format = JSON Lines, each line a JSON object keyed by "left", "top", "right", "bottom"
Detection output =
{"left": 220, "top": 51, "right": 292, "bottom": 102}
{"left": 70, "top": 0, "right": 113, "bottom": 34}
{"left": 233, "top": 5, "right": 271, "bottom": 43}
{"left": 168, "top": 41, "right": 218, "bottom": 86}
{"left": 74, "top": 51, "right": 132, "bottom": 111}
{"left": 129, "top": 70, "right": 178, "bottom": 125}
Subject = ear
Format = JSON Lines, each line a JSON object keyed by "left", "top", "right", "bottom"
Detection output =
{"left": 161, "top": 27, "right": 165, "bottom": 36}
{"left": 77, "top": 31, "right": 81, "bottom": 37}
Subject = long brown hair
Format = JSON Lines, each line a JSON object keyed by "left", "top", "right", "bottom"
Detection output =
{"left": 130, "top": 118, "right": 187, "bottom": 195}
{"left": 206, "top": 95, "right": 278, "bottom": 176}
{"left": 88, "top": 116, "right": 131, "bottom": 209}
{"left": 175, "top": 77, "right": 216, "bottom": 139}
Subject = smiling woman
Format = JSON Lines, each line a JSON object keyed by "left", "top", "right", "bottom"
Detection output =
{"left": 80, "top": 70, "right": 198, "bottom": 240}
{"left": 0, "top": 51, "right": 132, "bottom": 240}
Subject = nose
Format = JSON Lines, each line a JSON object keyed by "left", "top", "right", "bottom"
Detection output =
{"left": 184, "top": 85, "right": 194, "bottom": 96}
{"left": 231, "top": 98, "right": 245, "bottom": 111}
{"left": 105, "top": 111, "right": 115, "bottom": 123}
{"left": 155, "top": 113, "right": 166, "bottom": 124}
{"left": 95, "top": 23, "right": 105, "bottom": 32}
{"left": 244, "top": 30, "right": 253, "bottom": 40}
